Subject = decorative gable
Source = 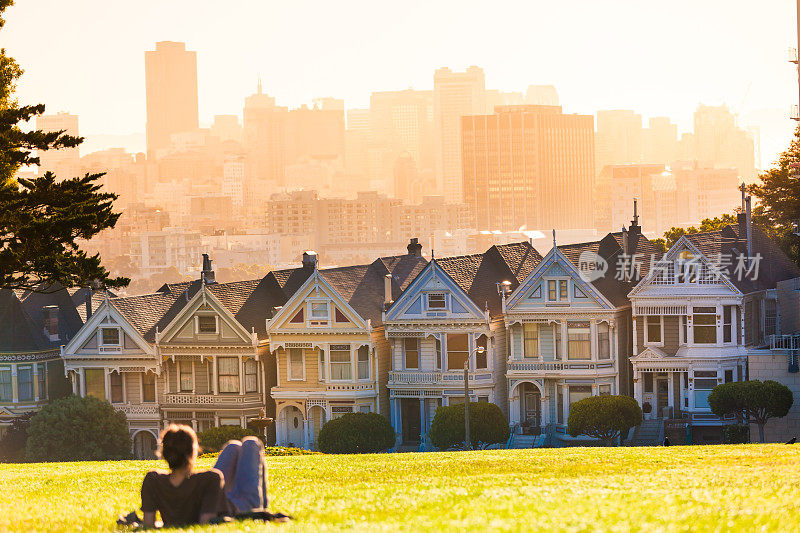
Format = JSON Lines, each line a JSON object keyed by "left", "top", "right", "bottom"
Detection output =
{"left": 157, "top": 286, "right": 255, "bottom": 346}
{"left": 63, "top": 300, "right": 154, "bottom": 357}
{"left": 385, "top": 261, "right": 487, "bottom": 322}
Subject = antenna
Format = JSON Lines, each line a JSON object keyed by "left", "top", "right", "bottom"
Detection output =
{"left": 632, "top": 197, "right": 639, "bottom": 227}
{"left": 552, "top": 229, "right": 557, "bottom": 248}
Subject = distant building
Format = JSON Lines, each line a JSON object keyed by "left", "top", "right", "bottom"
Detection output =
{"left": 434, "top": 66, "right": 486, "bottom": 203}
{"left": 243, "top": 81, "right": 287, "bottom": 184}
{"left": 286, "top": 104, "right": 345, "bottom": 164}
{"left": 36, "top": 112, "right": 80, "bottom": 177}
{"left": 596, "top": 109, "right": 643, "bottom": 172}
{"left": 345, "top": 108, "right": 371, "bottom": 183}
{"left": 145, "top": 42, "right": 199, "bottom": 160}
{"left": 692, "top": 104, "right": 756, "bottom": 182}
{"left": 524, "top": 85, "right": 559, "bottom": 106}
{"left": 129, "top": 228, "right": 202, "bottom": 277}
{"left": 643, "top": 117, "right": 678, "bottom": 165}
{"left": 461, "top": 105, "right": 595, "bottom": 232}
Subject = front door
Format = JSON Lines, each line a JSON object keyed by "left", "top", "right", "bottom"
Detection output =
{"left": 401, "top": 398, "right": 421, "bottom": 444}
{"left": 656, "top": 379, "right": 669, "bottom": 418}
{"left": 523, "top": 391, "right": 541, "bottom": 434}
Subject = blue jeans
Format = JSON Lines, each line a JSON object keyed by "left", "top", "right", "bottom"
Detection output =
{"left": 213, "top": 437, "right": 269, "bottom": 512}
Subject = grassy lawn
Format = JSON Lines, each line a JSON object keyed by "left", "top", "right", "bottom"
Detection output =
{"left": 1, "top": 444, "right": 798, "bottom": 532}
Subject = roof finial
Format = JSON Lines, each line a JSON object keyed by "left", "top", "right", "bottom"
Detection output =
{"left": 552, "top": 229, "right": 557, "bottom": 248}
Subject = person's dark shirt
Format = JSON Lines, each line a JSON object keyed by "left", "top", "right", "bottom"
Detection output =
{"left": 140, "top": 469, "right": 226, "bottom": 527}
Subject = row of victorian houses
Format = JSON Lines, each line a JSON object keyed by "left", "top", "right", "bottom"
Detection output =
{"left": 3, "top": 210, "right": 800, "bottom": 457}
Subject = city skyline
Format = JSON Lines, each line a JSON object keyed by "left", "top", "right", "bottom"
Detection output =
{"left": 5, "top": 0, "right": 798, "bottom": 168}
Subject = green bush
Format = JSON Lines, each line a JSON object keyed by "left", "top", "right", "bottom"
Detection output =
{"left": 0, "top": 411, "right": 35, "bottom": 463}
{"left": 709, "top": 380, "right": 793, "bottom": 443}
{"left": 723, "top": 424, "right": 750, "bottom": 444}
{"left": 428, "top": 402, "right": 509, "bottom": 450}
{"left": 26, "top": 395, "right": 131, "bottom": 461}
{"left": 197, "top": 425, "right": 261, "bottom": 453}
{"left": 317, "top": 412, "right": 394, "bottom": 454}
{"left": 567, "top": 395, "right": 642, "bottom": 446}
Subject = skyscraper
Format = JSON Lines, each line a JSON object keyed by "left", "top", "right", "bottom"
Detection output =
{"left": 524, "top": 85, "right": 559, "bottom": 106}
{"left": 462, "top": 105, "right": 595, "bottom": 232}
{"left": 434, "top": 66, "right": 485, "bottom": 202}
{"left": 243, "top": 81, "right": 287, "bottom": 184}
{"left": 145, "top": 41, "right": 199, "bottom": 160}
{"left": 692, "top": 104, "right": 756, "bottom": 182}
{"left": 36, "top": 112, "right": 79, "bottom": 176}
{"left": 643, "top": 116, "right": 678, "bottom": 164}
{"left": 595, "top": 109, "right": 643, "bottom": 172}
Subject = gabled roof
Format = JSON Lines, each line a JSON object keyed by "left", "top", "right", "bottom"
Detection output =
{"left": 0, "top": 290, "right": 51, "bottom": 353}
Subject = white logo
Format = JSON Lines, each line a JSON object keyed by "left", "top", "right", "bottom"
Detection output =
{"left": 578, "top": 250, "right": 608, "bottom": 282}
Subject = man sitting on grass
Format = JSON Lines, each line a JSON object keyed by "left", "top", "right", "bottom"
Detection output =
{"left": 140, "top": 424, "right": 269, "bottom": 528}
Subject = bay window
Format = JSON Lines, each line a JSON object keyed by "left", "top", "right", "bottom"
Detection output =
{"left": 142, "top": 372, "right": 156, "bottom": 402}
{"left": 645, "top": 316, "right": 662, "bottom": 344}
{"left": 554, "top": 323, "right": 562, "bottom": 359}
{"left": 245, "top": 359, "right": 258, "bottom": 392}
{"left": 110, "top": 371, "right": 123, "bottom": 403}
{"left": 693, "top": 371, "right": 718, "bottom": 409}
{"left": 37, "top": 363, "right": 47, "bottom": 400}
{"left": 330, "top": 345, "right": 352, "bottom": 380}
{"left": 218, "top": 357, "right": 240, "bottom": 392}
{"left": 693, "top": 307, "right": 717, "bottom": 344}
{"left": 288, "top": 349, "right": 304, "bottom": 381}
{"left": 567, "top": 322, "right": 591, "bottom": 360}
{"left": 434, "top": 338, "right": 442, "bottom": 370}
{"left": 598, "top": 322, "right": 610, "bottom": 360}
{"left": 179, "top": 361, "right": 193, "bottom": 392}
{"left": 84, "top": 368, "right": 105, "bottom": 400}
{"left": 17, "top": 365, "right": 33, "bottom": 401}
{"left": 476, "top": 336, "right": 488, "bottom": 369}
{"left": 447, "top": 333, "right": 469, "bottom": 370}
{"left": 0, "top": 366, "right": 10, "bottom": 401}
{"left": 319, "top": 350, "right": 326, "bottom": 381}
{"left": 723, "top": 306, "right": 734, "bottom": 343}
{"left": 523, "top": 323, "right": 539, "bottom": 358}
{"left": 403, "top": 338, "right": 419, "bottom": 369}
{"left": 357, "top": 346, "right": 370, "bottom": 380}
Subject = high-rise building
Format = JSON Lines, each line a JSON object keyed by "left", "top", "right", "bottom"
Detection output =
{"left": 524, "top": 85, "right": 559, "bottom": 106}
{"left": 643, "top": 116, "right": 678, "bottom": 164}
{"left": 434, "top": 66, "right": 486, "bottom": 202}
{"left": 211, "top": 115, "right": 243, "bottom": 144}
{"left": 36, "top": 112, "right": 80, "bottom": 176}
{"left": 485, "top": 90, "right": 523, "bottom": 112}
{"left": 596, "top": 109, "right": 643, "bottom": 171}
{"left": 369, "top": 89, "right": 434, "bottom": 187}
{"left": 222, "top": 156, "right": 245, "bottom": 209}
{"left": 693, "top": 104, "right": 756, "bottom": 182}
{"left": 345, "top": 108, "right": 371, "bottom": 181}
{"left": 243, "top": 81, "right": 287, "bottom": 184}
{"left": 145, "top": 41, "right": 199, "bottom": 160}
{"left": 285, "top": 104, "right": 345, "bottom": 164}
{"left": 462, "top": 105, "right": 595, "bottom": 232}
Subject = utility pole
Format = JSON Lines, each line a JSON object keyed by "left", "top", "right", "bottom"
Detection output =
{"left": 464, "top": 361, "right": 470, "bottom": 450}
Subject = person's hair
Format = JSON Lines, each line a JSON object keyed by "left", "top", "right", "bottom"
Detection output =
{"left": 157, "top": 424, "right": 198, "bottom": 470}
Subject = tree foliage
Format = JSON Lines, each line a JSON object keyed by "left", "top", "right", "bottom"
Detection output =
{"left": 0, "top": 0, "right": 127, "bottom": 292}
{"left": 25, "top": 395, "right": 131, "bottom": 461}
{"left": 0, "top": 410, "right": 35, "bottom": 462}
{"left": 748, "top": 127, "right": 800, "bottom": 267}
{"left": 197, "top": 425, "right": 261, "bottom": 453}
{"left": 428, "top": 402, "right": 510, "bottom": 449}
{"left": 652, "top": 214, "right": 739, "bottom": 253}
{"left": 567, "top": 395, "right": 642, "bottom": 446}
{"left": 317, "top": 412, "right": 395, "bottom": 454}
{"left": 709, "top": 380, "right": 793, "bottom": 443}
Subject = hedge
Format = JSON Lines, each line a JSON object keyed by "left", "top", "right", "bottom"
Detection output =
{"left": 197, "top": 425, "right": 262, "bottom": 453}
{"left": 428, "top": 402, "right": 509, "bottom": 450}
{"left": 317, "top": 412, "right": 394, "bottom": 454}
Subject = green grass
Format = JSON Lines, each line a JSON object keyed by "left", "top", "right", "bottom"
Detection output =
{"left": 1, "top": 444, "right": 799, "bottom": 532}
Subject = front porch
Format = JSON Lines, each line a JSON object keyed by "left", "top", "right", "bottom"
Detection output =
{"left": 274, "top": 396, "right": 378, "bottom": 450}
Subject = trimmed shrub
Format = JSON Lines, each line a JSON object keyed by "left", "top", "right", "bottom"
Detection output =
{"left": 567, "top": 395, "right": 642, "bottom": 446}
{"left": 710, "top": 380, "right": 793, "bottom": 442}
{"left": 0, "top": 411, "right": 35, "bottom": 463}
{"left": 317, "top": 412, "right": 394, "bottom": 454}
{"left": 26, "top": 395, "right": 131, "bottom": 461}
{"left": 197, "top": 425, "right": 261, "bottom": 453}
{"left": 428, "top": 402, "right": 510, "bottom": 450}
{"left": 723, "top": 423, "right": 750, "bottom": 444}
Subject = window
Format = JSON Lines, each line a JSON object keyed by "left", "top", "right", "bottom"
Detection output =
{"left": 427, "top": 293, "right": 447, "bottom": 309}
{"left": 548, "top": 280, "right": 557, "bottom": 301}
{"left": 290, "top": 308, "right": 304, "bottom": 323}
{"left": 559, "top": 280, "right": 568, "bottom": 300}
{"left": 554, "top": 323, "right": 562, "bottom": 359}
{"left": 694, "top": 373, "right": 718, "bottom": 409}
{"left": 447, "top": 333, "right": 469, "bottom": 370}
{"left": 310, "top": 302, "right": 329, "bottom": 320}
{"left": 288, "top": 349, "right": 304, "bottom": 380}
{"left": 219, "top": 418, "right": 241, "bottom": 427}
{"left": 567, "top": 322, "right": 591, "bottom": 360}
{"left": 330, "top": 346, "right": 352, "bottom": 380}
{"left": 357, "top": 346, "right": 370, "bottom": 380}
{"left": 84, "top": 368, "right": 105, "bottom": 400}
{"left": 557, "top": 388, "right": 564, "bottom": 424}
{"left": 598, "top": 322, "right": 610, "bottom": 360}
{"left": 331, "top": 406, "right": 353, "bottom": 419}
{"left": 676, "top": 257, "right": 699, "bottom": 283}
{"left": 197, "top": 315, "right": 217, "bottom": 334}
{"left": 523, "top": 323, "right": 539, "bottom": 359}
{"left": 434, "top": 338, "right": 442, "bottom": 370}
{"left": 476, "top": 336, "right": 488, "bottom": 369}
{"left": 723, "top": 306, "right": 733, "bottom": 343}
{"left": 681, "top": 315, "right": 688, "bottom": 344}
{"left": 37, "top": 363, "right": 46, "bottom": 400}
{"left": 646, "top": 316, "right": 662, "bottom": 344}
{"left": 477, "top": 396, "right": 489, "bottom": 403}
{"left": 218, "top": 357, "right": 240, "bottom": 392}
{"left": 599, "top": 384, "right": 611, "bottom": 396}
{"left": 0, "top": 366, "right": 10, "bottom": 401}
{"left": 244, "top": 359, "right": 258, "bottom": 392}
{"left": 404, "top": 338, "right": 419, "bottom": 369}
{"left": 547, "top": 280, "right": 568, "bottom": 302}
{"left": 644, "top": 373, "right": 653, "bottom": 393}
{"left": 725, "top": 369, "right": 733, "bottom": 383}
{"left": 101, "top": 327, "right": 120, "bottom": 346}
{"left": 319, "top": 350, "right": 325, "bottom": 381}
{"left": 359, "top": 404, "right": 371, "bottom": 413}
{"left": 179, "top": 361, "right": 193, "bottom": 392}
{"left": 110, "top": 372, "right": 123, "bottom": 403}
{"left": 16, "top": 365, "right": 32, "bottom": 401}
{"left": 142, "top": 372, "right": 155, "bottom": 402}
{"left": 765, "top": 300, "right": 777, "bottom": 337}
{"left": 693, "top": 307, "right": 717, "bottom": 344}
{"left": 569, "top": 386, "right": 592, "bottom": 413}
{"left": 42, "top": 305, "right": 59, "bottom": 341}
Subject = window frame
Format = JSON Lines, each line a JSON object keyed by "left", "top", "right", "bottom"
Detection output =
{"left": 287, "top": 349, "right": 305, "bottom": 381}
{"left": 546, "top": 278, "right": 570, "bottom": 303}
{"left": 196, "top": 315, "right": 218, "bottom": 335}
{"left": 218, "top": 356, "right": 241, "bottom": 393}
{"left": 403, "top": 338, "right": 419, "bottom": 370}
{"left": 692, "top": 306, "right": 718, "bottom": 345}
{"left": 723, "top": 305, "right": 734, "bottom": 344}
{"left": 357, "top": 346, "right": 370, "bottom": 380}
{"left": 523, "top": 323, "right": 539, "bottom": 359}
{"left": 329, "top": 345, "right": 353, "bottom": 381}
{"left": 644, "top": 315, "right": 664, "bottom": 346}
{"left": 110, "top": 371, "right": 124, "bottom": 403}
{"left": 17, "top": 364, "right": 34, "bottom": 402}
{"left": 308, "top": 300, "right": 330, "bottom": 326}
{"left": 100, "top": 326, "right": 121, "bottom": 347}
{"left": 179, "top": 360, "right": 193, "bottom": 392}
{"left": 426, "top": 292, "right": 447, "bottom": 311}
{"left": 0, "top": 365, "right": 11, "bottom": 402}
{"left": 142, "top": 371, "right": 156, "bottom": 403}
{"left": 597, "top": 322, "right": 611, "bottom": 360}
{"left": 244, "top": 359, "right": 258, "bottom": 393}
{"left": 37, "top": 363, "right": 47, "bottom": 400}
{"left": 446, "top": 333, "right": 469, "bottom": 371}
{"left": 567, "top": 321, "right": 591, "bottom": 360}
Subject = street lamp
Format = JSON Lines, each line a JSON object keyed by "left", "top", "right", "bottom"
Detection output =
{"left": 463, "top": 345, "right": 486, "bottom": 450}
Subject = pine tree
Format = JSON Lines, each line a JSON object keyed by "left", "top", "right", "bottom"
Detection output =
{"left": 0, "top": 1, "right": 128, "bottom": 291}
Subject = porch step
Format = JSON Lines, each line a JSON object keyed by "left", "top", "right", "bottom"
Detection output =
{"left": 626, "top": 418, "right": 664, "bottom": 447}
{"left": 508, "top": 434, "right": 537, "bottom": 449}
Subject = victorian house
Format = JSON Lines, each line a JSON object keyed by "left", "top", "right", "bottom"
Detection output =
{"left": 384, "top": 242, "right": 541, "bottom": 448}
{"left": 503, "top": 225, "right": 658, "bottom": 446}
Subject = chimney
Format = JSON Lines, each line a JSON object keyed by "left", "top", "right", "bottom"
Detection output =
{"left": 407, "top": 238, "right": 422, "bottom": 257}
{"left": 201, "top": 253, "right": 216, "bottom": 284}
{"left": 84, "top": 289, "right": 92, "bottom": 320}
{"left": 621, "top": 226, "right": 629, "bottom": 257}
{"left": 630, "top": 198, "right": 641, "bottom": 235}
{"left": 384, "top": 274, "right": 393, "bottom": 309}
{"left": 302, "top": 251, "right": 318, "bottom": 271}
{"left": 42, "top": 305, "right": 59, "bottom": 341}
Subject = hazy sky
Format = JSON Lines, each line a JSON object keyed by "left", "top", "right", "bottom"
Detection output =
{"left": 4, "top": 0, "right": 799, "bottom": 166}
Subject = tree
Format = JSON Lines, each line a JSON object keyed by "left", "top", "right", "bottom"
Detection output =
{"left": 317, "top": 412, "right": 395, "bottom": 454}
{"left": 0, "top": 0, "right": 127, "bottom": 292}
{"left": 197, "top": 425, "right": 261, "bottom": 453}
{"left": 0, "top": 410, "right": 35, "bottom": 462}
{"left": 428, "top": 402, "right": 509, "bottom": 450}
{"left": 652, "top": 214, "right": 739, "bottom": 253}
{"left": 748, "top": 127, "right": 800, "bottom": 267}
{"left": 708, "top": 380, "right": 793, "bottom": 443}
{"left": 25, "top": 395, "right": 131, "bottom": 461}
{"left": 567, "top": 395, "right": 642, "bottom": 446}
